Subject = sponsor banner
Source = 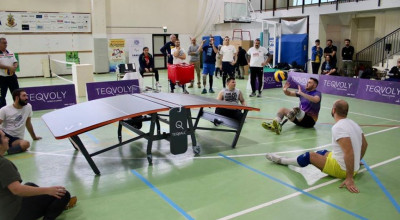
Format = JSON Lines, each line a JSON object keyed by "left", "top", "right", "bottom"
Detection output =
{"left": 86, "top": 79, "right": 139, "bottom": 101}
{"left": 319, "top": 75, "right": 359, "bottom": 97}
{"left": 108, "top": 39, "right": 126, "bottom": 72}
{"left": 263, "top": 72, "right": 282, "bottom": 89}
{"left": 287, "top": 71, "right": 320, "bottom": 90}
{"left": 356, "top": 79, "right": 400, "bottom": 105}
{"left": 24, "top": 84, "right": 76, "bottom": 111}
{"left": 127, "top": 38, "right": 144, "bottom": 71}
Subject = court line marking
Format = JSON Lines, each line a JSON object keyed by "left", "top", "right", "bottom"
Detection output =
{"left": 131, "top": 170, "right": 194, "bottom": 220}
{"left": 217, "top": 155, "right": 400, "bottom": 220}
{"left": 219, "top": 153, "right": 367, "bottom": 220}
{"left": 361, "top": 159, "right": 400, "bottom": 213}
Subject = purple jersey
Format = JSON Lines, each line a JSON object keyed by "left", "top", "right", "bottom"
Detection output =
{"left": 297, "top": 90, "right": 321, "bottom": 121}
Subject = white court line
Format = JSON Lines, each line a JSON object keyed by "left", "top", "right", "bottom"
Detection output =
{"left": 217, "top": 155, "right": 400, "bottom": 220}
{"left": 254, "top": 95, "right": 400, "bottom": 123}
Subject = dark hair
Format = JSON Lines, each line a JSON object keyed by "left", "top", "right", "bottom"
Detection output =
{"left": 12, "top": 88, "right": 25, "bottom": 101}
{"left": 226, "top": 77, "right": 236, "bottom": 83}
{"left": 309, "top": 77, "right": 319, "bottom": 86}
{"left": 315, "top": 39, "right": 320, "bottom": 43}
{"left": 327, "top": 39, "right": 333, "bottom": 43}
{"left": 143, "top": 47, "right": 149, "bottom": 51}
{"left": 325, "top": 54, "right": 332, "bottom": 59}
{"left": 255, "top": 38, "right": 260, "bottom": 41}
{"left": 344, "top": 39, "right": 351, "bottom": 43}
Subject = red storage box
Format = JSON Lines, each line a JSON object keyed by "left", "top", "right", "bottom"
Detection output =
{"left": 168, "top": 64, "right": 194, "bottom": 85}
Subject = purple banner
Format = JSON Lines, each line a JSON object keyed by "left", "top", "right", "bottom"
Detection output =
{"left": 24, "top": 84, "right": 76, "bottom": 111}
{"left": 319, "top": 75, "right": 359, "bottom": 97}
{"left": 263, "top": 72, "right": 282, "bottom": 89}
{"left": 356, "top": 79, "right": 400, "bottom": 105}
{"left": 86, "top": 79, "right": 139, "bottom": 101}
{"left": 287, "top": 72, "right": 320, "bottom": 90}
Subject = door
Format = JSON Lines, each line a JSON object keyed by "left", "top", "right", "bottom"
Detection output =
{"left": 152, "top": 34, "right": 178, "bottom": 69}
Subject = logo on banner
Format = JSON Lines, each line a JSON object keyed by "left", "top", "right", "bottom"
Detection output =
{"left": 356, "top": 79, "right": 400, "bottom": 105}
{"left": 24, "top": 85, "right": 76, "bottom": 111}
{"left": 86, "top": 80, "right": 140, "bottom": 101}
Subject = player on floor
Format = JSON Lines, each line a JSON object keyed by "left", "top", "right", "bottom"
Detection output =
{"left": 262, "top": 77, "right": 321, "bottom": 134}
{"left": 266, "top": 100, "right": 368, "bottom": 193}
{"left": 199, "top": 36, "right": 218, "bottom": 94}
{"left": 0, "top": 89, "right": 41, "bottom": 155}
{"left": 215, "top": 77, "right": 246, "bottom": 121}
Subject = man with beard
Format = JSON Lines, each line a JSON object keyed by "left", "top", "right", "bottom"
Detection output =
{"left": 0, "top": 89, "right": 41, "bottom": 155}
{"left": 265, "top": 100, "right": 368, "bottom": 193}
{"left": 262, "top": 77, "right": 321, "bottom": 134}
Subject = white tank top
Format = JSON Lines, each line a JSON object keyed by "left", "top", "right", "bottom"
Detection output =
{"left": 222, "top": 88, "right": 240, "bottom": 104}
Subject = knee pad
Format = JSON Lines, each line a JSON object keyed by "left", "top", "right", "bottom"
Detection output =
{"left": 296, "top": 152, "right": 310, "bottom": 167}
{"left": 316, "top": 150, "right": 328, "bottom": 156}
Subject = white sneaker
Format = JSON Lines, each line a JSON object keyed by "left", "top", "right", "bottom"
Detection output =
{"left": 265, "top": 153, "right": 283, "bottom": 164}
{"left": 156, "top": 82, "right": 162, "bottom": 88}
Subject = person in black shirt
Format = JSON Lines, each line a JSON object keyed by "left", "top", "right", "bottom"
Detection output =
{"left": 160, "top": 34, "right": 176, "bottom": 65}
{"left": 321, "top": 55, "right": 337, "bottom": 75}
{"left": 138, "top": 47, "right": 160, "bottom": 87}
{"left": 236, "top": 46, "right": 247, "bottom": 79}
{"left": 388, "top": 58, "right": 400, "bottom": 80}
{"left": 341, "top": 39, "right": 355, "bottom": 77}
{"left": 324, "top": 39, "right": 337, "bottom": 66}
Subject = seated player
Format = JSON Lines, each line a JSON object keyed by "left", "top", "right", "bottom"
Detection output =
{"left": 215, "top": 77, "right": 246, "bottom": 121}
{"left": 0, "top": 129, "right": 77, "bottom": 219}
{"left": 266, "top": 100, "right": 368, "bottom": 193}
{"left": 321, "top": 55, "right": 337, "bottom": 75}
{"left": 138, "top": 47, "right": 160, "bottom": 88}
{"left": 387, "top": 58, "right": 400, "bottom": 79}
{"left": 262, "top": 77, "right": 321, "bottom": 134}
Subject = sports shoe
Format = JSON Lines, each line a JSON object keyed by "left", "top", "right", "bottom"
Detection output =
{"left": 188, "top": 84, "right": 194, "bottom": 88}
{"left": 156, "top": 82, "right": 162, "bottom": 88}
{"left": 261, "top": 122, "right": 275, "bottom": 132}
{"left": 257, "top": 93, "right": 262, "bottom": 98}
{"left": 197, "top": 82, "right": 201, "bottom": 88}
{"left": 201, "top": 88, "right": 207, "bottom": 94}
{"left": 287, "top": 107, "right": 300, "bottom": 120}
{"left": 249, "top": 92, "right": 256, "bottom": 97}
{"left": 272, "top": 119, "right": 282, "bottom": 135}
{"left": 65, "top": 196, "right": 77, "bottom": 210}
{"left": 209, "top": 88, "right": 215, "bottom": 93}
{"left": 265, "top": 153, "right": 283, "bottom": 164}
{"left": 183, "top": 89, "right": 189, "bottom": 94}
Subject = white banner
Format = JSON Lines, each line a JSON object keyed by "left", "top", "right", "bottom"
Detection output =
{"left": 127, "top": 38, "right": 144, "bottom": 71}
{"left": 281, "top": 18, "right": 307, "bottom": 35}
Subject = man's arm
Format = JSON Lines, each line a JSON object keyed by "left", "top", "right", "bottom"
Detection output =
{"left": 238, "top": 91, "right": 246, "bottom": 106}
{"left": 216, "top": 90, "right": 224, "bottom": 101}
{"left": 296, "top": 86, "right": 321, "bottom": 103}
{"left": 331, "top": 46, "right": 337, "bottom": 57}
{"left": 337, "top": 137, "right": 359, "bottom": 193}
{"left": 282, "top": 82, "right": 297, "bottom": 97}
{"left": 178, "top": 50, "right": 186, "bottom": 60}
{"left": 26, "top": 117, "right": 41, "bottom": 140}
{"left": 8, "top": 181, "right": 66, "bottom": 199}
{"left": 360, "top": 133, "right": 368, "bottom": 160}
{"left": 160, "top": 43, "right": 168, "bottom": 56}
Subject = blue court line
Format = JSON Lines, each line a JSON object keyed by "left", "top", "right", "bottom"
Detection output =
{"left": 361, "top": 159, "right": 400, "bottom": 213}
{"left": 219, "top": 153, "right": 367, "bottom": 220}
{"left": 131, "top": 170, "right": 194, "bottom": 220}
{"left": 84, "top": 132, "right": 99, "bottom": 144}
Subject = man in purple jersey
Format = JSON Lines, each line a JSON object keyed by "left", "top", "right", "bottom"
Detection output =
{"left": 262, "top": 77, "right": 321, "bottom": 134}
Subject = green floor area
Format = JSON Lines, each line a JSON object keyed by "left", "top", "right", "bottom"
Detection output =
{"left": 6, "top": 71, "right": 400, "bottom": 219}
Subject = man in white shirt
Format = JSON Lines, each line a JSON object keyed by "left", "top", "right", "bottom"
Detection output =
{"left": 219, "top": 36, "right": 237, "bottom": 88}
{"left": 0, "top": 38, "right": 19, "bottom": 109}
{"left": 170, "top": 39, "right": 188, "bottom": 93}
{"left": 247, "top": 38, "right": 269, "bottom": 97}
{"left": 0, "top": 89, "right": 41, "bottom": 155}
{"left": 265, "top": 100, "right": 368, "bottom": 193}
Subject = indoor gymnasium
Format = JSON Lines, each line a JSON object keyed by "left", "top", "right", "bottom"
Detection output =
{"left": 0, "top": 0, "right": 399, "bottom": 219}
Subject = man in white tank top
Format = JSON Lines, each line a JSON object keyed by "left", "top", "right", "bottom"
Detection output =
{"left": 215, "top": 77, "right": 246, "bottom": 120}
{"left": 265, "top": 100, "right": 368, "bottom": 193}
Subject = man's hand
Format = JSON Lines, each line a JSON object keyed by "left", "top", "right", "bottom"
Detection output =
{"left": 339, "top": 178, "right": 359, "bottom": 193}
{"left": 33, "top": 136, "right": 42, "bottom": 141}
{"left": 47, "top": 186, "right": 66, "bottom": 199}
{"left": 149, "top": 68, "right": 153, "bottom": 72}
{"left": 297, "top": 85, "right": 303, "bottom": 95}
{"left": 230, "top": 61, "right": 236, "bottom": 66}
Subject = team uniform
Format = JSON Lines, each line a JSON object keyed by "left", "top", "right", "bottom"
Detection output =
{"left": 294, "top": 90, "right": 322, "bottom": 128}
{"left": 215, "top": 88, "right": 244, "bottom": 120}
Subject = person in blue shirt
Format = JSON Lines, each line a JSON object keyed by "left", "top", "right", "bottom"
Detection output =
{"left": 311, "top": 39, "right": 323, "bottom": 74}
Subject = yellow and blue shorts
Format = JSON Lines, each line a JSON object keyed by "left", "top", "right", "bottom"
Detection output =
{"left": 322, "top": 152, "right": 356, "bottom": 179}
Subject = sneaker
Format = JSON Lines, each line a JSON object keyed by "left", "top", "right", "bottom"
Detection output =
{"left": 257, "top": 93, "right": 262, "bottom": 98}
{"left": 213, "top": 118, "right": 223, "bottom": 126}
{"left": 249, "top": 92, "right": 256, "bottom": 97}
{"left": 209, "top": 88, "right": 215, "bottom": 93}
{"left": 183, "top": 89, "right": 189, "bottom": 94}
{"left": 201, "top": 88, "right": 207, "bottom": 94}
{"left": 287, "top": 107, "right": 300, "bottom": 120}
{"left": 272, "top": 119, "right": 282, "bottom": 135}
{"left": 156, "top": 82, "right": 162, "bottom": 88}
{"left": 261, "top": 122, "right": 275, "bottom": 132}
{"left": 197, "top": 83, "right": 201, "bottom": 88}
{"left": 188, "top": 84, "right": 194, "bottom": 88}
{"left": 65, "top": 196, "right": 77, "bottom": 210}
{"left": 265, "top": 153, "right": 283, "bottom": 164}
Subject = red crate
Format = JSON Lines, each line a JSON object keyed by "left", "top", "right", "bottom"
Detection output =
{"left": 168, "top": 64, "right": 194, "bottom": 85}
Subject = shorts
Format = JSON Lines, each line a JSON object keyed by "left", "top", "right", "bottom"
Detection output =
{"left": 4, "top": 132, "right": 20, "bottom": 147}
{"left": 215, "top": 108, "right": 243, "bottom": 121}
{"left": 293, "top": 114, "right": 316, "bottom": 128}
{"left": 322, "top": 152, "right": 356, "bottom": 179}
{"left": 203, "top": 63, "right": 215, "bottom": 75}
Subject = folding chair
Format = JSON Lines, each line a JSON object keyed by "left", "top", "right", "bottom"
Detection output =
{"left": 140, "top": 68, "right": 156, "bottom": 90}
{"left": 117, "top": 63, "right": 136, "bottom": 80}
